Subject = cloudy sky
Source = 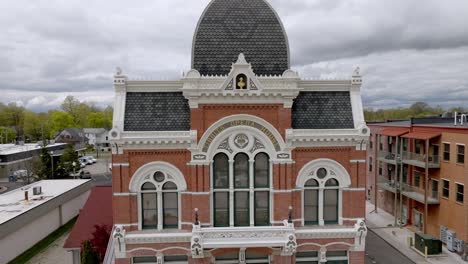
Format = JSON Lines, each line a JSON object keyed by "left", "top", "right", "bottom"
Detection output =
{"left": 1, "top": 0, "right": 468, "bottom": 112}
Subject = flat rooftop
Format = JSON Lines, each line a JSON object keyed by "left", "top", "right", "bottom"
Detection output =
{"left": 0, "top": 179, "right": 91, "bottom": 225}
{"left": 0, "top": 143, "right": 67, "bottom": 155}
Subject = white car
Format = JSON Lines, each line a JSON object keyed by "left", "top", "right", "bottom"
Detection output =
{"left": 78, "top": 158, "right": 89, "bottom": 166}
{"left": 84, "top": 156, "right": 97, "bottom": 164}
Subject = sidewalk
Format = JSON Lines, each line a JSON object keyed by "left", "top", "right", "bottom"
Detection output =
{"left": 365, "top": 201, "right": 465, "bottom": 264}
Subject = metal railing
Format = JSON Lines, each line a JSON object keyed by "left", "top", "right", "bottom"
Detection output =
{"left": 401, "top": 151, "right": 440, "bottom": 167}
{"left": 378, "top": 151, "right": 399, "bottom": 161}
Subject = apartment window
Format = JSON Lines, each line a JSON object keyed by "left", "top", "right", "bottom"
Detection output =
{"left": 456, "top": 184, "right": 464, "bottom": 203}
{"left": 432, "top": 179, "right": 439, "bottom": 199}
{"left": 442, "top": 180, "right": 450, "bottom": 198}
{"left": 378, "top": 161, "right": 382, "bottom": 176}
{"left": 402, "top": 165, "right": 408, "bottom": 184}
{"left": 369, "top": 134, "right": 373, "bottom": 149}
{"left": 324, "top": 179, "right": 339, "bottom": 224}
{"left": 369, "top": 157, "right": 373, "bottom": 172}
{"left": 326, "top": 251, "right": 349, "bottom": 264}
{"left": 415, "top": 140, "right": 421, "bottom": 154}
{"left": 304, "top": 179, "right": 319, "bottom": 225}
{"left": 443, "top": 143, "right": 450, "bottom": 161}
{"left": 414, "top": 172, "right": 420, "bottom": 188}
{"left": 296, "top": 251, "right": 319, "bottom": 263}
{"left": 140, "top": 171, "right": 179, "bottom": 230}
{"left": 403, "top": 138, "right": 408, "bottom": 152}
{"left": 213, "top": 152, "right": 271, "bottom": 227}
{"left": 379, "top": 136, "right": 383, "bottom": 151}
{"left": 457, "top": 145, "right": 465, "bottom": 164}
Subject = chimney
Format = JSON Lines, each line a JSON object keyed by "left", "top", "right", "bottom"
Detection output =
{"left": 24, "top": 191, "right": 29, "bottom": 201}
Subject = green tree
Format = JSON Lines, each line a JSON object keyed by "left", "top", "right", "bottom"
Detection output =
{"left": 59, "top": 144, "right": 79, "bottom": 175}
{"left": 49, "top": 111, "right": 75, "bottom": 137}
{"left": 0, "top": 127, "right": 16, "bottom": 144}
{"left": 23, "top": 111, "right": 43, "bottom": 141}
{"left": 3, "top": 102, "right": 25, "bottom": 135}
{"left": 81, "top": 240, "right": 99, "bottom": 264}
{"left": 35, "top": 147, "right": 52, "bottom": 179}
{"left": 88, "top": 112, "right": 106, "bottom": 128}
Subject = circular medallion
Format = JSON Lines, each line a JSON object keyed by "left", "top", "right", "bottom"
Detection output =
{"left": 316, "top": 168, "right": 327, "bottom": 179}
{"left": 153, "top": 171, "right": 165, "bottom": 182}
{"left": 234, "top": 134, "right": 249, "bottom": 149}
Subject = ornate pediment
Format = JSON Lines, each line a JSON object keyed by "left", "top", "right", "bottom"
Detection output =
{"left": 220, "top": 53, "right": 264, "bottom": 91}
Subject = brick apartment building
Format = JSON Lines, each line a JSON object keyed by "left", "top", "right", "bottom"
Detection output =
{"left": 109, "top": 0, "right": 369, "bottom": 263}
{"left": 367, "top": 115, "right": 468, "bottom": 250}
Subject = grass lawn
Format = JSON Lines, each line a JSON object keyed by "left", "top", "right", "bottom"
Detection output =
{"left": 8, "top": 217, "right": 77, "bottom": 264}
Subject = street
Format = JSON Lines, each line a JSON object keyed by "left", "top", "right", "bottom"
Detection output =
{"left": 366, "top": 228, "right": 414, "bottom": 264}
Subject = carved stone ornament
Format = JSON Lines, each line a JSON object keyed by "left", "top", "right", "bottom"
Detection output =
{"left": 225, "top": 79, "right": 234, "bottom": 90}
{"left": 250, "top": 79, "right": 258, "bottom": 90}
{"left": 250, "top": 137, "right": 265, "bottom": 153}
{"left": 234, "top": 134, "right": 249, "bottom": 149}
{"left": 218, "top": 138, "right": 233, "bottom": 153}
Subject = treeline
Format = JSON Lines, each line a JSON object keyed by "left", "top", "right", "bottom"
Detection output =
{"left": 364, "top": 102, "right": 465, "bottom": 122}
{"left": 0, "top": 96, "right": 113, "bottom": 143}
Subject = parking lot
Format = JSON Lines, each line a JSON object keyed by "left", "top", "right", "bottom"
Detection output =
{"left": 76, "top": 156, "right": 112, "bottom": 186}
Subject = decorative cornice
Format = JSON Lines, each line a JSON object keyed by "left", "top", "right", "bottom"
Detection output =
{"left": 125, "top": 232, "right": 192, "bottom": 244}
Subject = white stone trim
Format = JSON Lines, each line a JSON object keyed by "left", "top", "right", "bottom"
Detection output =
{"left": 110, "top": 130, "right": 197, "bottom": 150}
{"left": 296, "top": 159, "right": 352, "bottom": 188}
{"left": 116, "top": 223, "right": 138, "bottom": 227}
{"left": 343, "top": 188, "right": 366, "bottom": 191}
{"left": 286, "top": 128, "right": 369, "bottom": 148}
{"left": 129, "top": 161, "right": 187, "bottom": 192}
{"left": 349, "top": 159, "right": 366, "bottom": 163}
{"left": 181, "top": 192, "right": 210, "bottom": 195}
{"left": 112, "top": 163, "right": 129, "bottom": 167}
{"left": 125, "top": 232, "right": 192, "bottom": 244}
{"left": 113, "top": 192, "right": 137, "bottom": 196}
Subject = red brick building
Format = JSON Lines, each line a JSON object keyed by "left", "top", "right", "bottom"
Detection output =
{"left": 109, "top": 0, "right": 369, "bottom": 263}
{"left": 367, "top": 116, "right": 468, "bottom": 253}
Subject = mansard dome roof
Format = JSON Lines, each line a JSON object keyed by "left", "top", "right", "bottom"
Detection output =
{"left": 192, "top": 0, "right": 290, "bottom": 76}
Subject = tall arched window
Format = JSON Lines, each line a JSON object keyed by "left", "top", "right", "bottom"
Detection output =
{"left": 140, "top": 171, "right": 180, "bottom": 229}
{"left": 234, "top": 153, "right": 249, "bottom": 226}
{"left": 214, "top": 153, "right": 229, "bottom": 227}
{"left": 304, "top": 179, "right": 319, "bottom": 225}
{"left": 324, "top": 178, "right": 339, "bottom": 224}
{"left": 254, "top": 153, "right": 270, "bottom": 226}
{"left": 212, "top": 151, "right": 271, "bottom": 227}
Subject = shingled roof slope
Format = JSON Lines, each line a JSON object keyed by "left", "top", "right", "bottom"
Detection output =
{"left": 292, "top": 92, "right": 355, "bottom": 129}
{"left": 63, "top": 186, "right": 112, "bottom": 249}
{"left": 124, "top": 92, "right": 190, "bottom": 131}
{"left": 192, "top": 0, "right": 290, "bottom": 76}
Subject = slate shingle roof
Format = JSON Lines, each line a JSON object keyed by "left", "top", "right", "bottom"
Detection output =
{"left": 292, "top": 92, "right": 355, "bottom": 129}
{"left": 124, "top": 92, "right": 190, "bottom": 131}
{"left": 192, "top": 0, "right": 289, "bottom": 76}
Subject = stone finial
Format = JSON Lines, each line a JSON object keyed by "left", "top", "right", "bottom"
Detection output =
{"left": 116, "top": 67, "right": 123, "bottom": 76}
{"left": 236, "top": 53, "right": 248, "bottom": 64}
{"left": 353, "top": 66, "right": 360, "bottom": 76}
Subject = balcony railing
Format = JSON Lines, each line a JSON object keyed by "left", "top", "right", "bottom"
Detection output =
{"left": 400, "top": 182, "right": 439, "bottom": 204}
{"left": 377, "top": 176, "right": 397, "bottom": 193}
{"left": 377, "top": 151, "right": 399, "bottom": 164}
{"left": 401, "top": 152, "right": 440, "bottom": 168}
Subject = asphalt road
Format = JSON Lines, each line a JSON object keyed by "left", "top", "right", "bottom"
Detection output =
{"left": 366, "top": 228, "right": 414, "bottom": 264}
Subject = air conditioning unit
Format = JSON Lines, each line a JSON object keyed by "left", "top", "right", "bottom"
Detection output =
{"left": 440, "top": 225, "right": 447, "bottom": 244}
{"left": 447, "top": 230, "right": 456, "bottom": 252}
{"left": 454, "top": 238, "right": 465, "bottom": 253}
{"left": 33, "top": 186, "right": 42, "bottom": 195}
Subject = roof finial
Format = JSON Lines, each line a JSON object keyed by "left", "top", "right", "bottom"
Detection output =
{"left": 116, "top": 67, "right": 123, "bottom": 76}
{"left": 236, "top": 53, "right": 248, "bottom": 64}
{"left": 353, "top": 66, "right": 360, "bottom": 76}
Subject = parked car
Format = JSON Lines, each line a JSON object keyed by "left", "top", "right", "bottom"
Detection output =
{"left": 79, "top": 157, "right": 91, "bottom": 166}
{"left": 84, "top": 156, "right": 97, "bottom": 163}
{"left": 79, "top": 171, "right": 91, "bottom": 179}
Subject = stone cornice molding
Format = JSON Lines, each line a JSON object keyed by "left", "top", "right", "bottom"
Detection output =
{"left": 286, "top": 128, "right": 369, "bottom": 148}
{"left": 109, "top": 131, "right": 197, "bottom": 152}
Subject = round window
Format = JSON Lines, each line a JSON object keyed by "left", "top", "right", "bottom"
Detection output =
{"left": 153, "top": 171, "right": 165, "bottom": 182}
{"left": 316, "top": 168, "right": 327, "bottom": 179}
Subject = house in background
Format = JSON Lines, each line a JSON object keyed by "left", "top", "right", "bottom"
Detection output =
{"left": 84, "top": 128, "right": 110, "bottom": 151}
{"left": 54, "top": 128, "right": 88, "bottom": 152}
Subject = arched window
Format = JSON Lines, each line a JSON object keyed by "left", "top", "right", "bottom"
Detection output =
{"left": 254, "top": 153, "right": 270, "bottom": 226}
{"left": 214, "top": 153, "right": 229, "bottom": 227}
{"left": 140, "top": 171, "right": 179, "bottom": 230}
{"left": 212, "top": 151, "right": 271, "bottom": 227}
{"left": 324, "top": 178, "right": 339, "bottom": 224}
{"left": 304, "top": 179, "right": 319, "bottom": 225}
{"left": 234, "top": 153, "right": 249, "bottom": 226}
{"left": 141, "top": 182, "right": 157, "bottom": 229}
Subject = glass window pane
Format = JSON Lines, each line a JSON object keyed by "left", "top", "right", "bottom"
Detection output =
{"left": 255, "top": 191, "right": 269, "bottom": 226}
{"left": 324, "top": 189, "right": 338, "bottom": 224}
{"left": 325, "top": 178, "right": 339, "bottom": 187}
{"left": 214, "top": 192, "right": 229, "bottom": 227}
{"left": 215, "top": 251, "right": 239, "bottom": 260}
{"left": 235, "top": 191, "right": 249, "bottom": 226}
{"left": 154, "top": 171, "right": 165, "bottom": 182}
{"left": 164, "top": 255, "right": 188, "bottom": 262}
{"left": 304, "top": 189, "right": 318, "bottom": 224}
{"left": 141, "top": 182, "right": 156, "bottom": 190}
{"left": 305, "top": 179, "right": 319, "bottom": 187}
{"left": 254, "top": 153, "right": 269, "bottom": 188}
{"left": 246, "top": 250, "right": 269, "bottom": 259}
{"left": 234, "top": 153, "right": 249, "bottom": 188}
{"left": 142, "top": 193, "right": 157, "bottom": 228}
{"left": 214, "top": 153, "right": 229, "bottom": 189}
{"left": 163, "top": 181, "right": 177, "bottom": 190}
{"left": 133, "top": 256, "right": 158, "bottom": 263}
{"left": 163, "top": 192, "right": 178, "bottom": 228}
